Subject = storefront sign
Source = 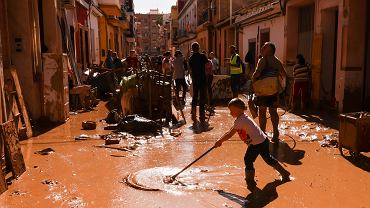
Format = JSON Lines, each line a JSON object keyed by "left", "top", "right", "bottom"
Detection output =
{"left": 245, "top": 3, "right": 275, "bottom": 20}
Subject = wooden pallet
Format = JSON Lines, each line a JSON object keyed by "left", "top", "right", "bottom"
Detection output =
{"left": 9, "top": 66, "right": 32, "bottom": 138}
{"left": 0, "top": 120, "right": 26, "bottom": 194}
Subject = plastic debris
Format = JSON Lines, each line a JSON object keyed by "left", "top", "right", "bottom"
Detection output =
{"left": 35, "top": 148, "right": 55, "bottom": 155}
{"left": 319, "top": 134, "right": 339, "bottom": 148}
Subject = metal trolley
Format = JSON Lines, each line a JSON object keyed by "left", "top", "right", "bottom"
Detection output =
{"left": 339, "top": 112, "right": 370, "bottom": 157}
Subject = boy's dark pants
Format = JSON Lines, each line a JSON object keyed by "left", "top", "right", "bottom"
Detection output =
{"left": 244, "top": 139, "right": 281, "bottom": 189}
{"left": 244, "top": 139, "right": 277, "bottom": 171}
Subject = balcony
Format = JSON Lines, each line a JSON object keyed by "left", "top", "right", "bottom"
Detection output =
{"left": 98, "top": 0, "right": 120, "bottom": 8}
{"left": 198, "top": 9, "right": 209, "bottom": 26}
{"left": 107, "top": 16, "right": 129, "bottom": 29}
{"left": 123, "top": 0, "right": 134, "bottom": 13}
{"left": 177, "top": 29, "right": 196, "bottom": 39}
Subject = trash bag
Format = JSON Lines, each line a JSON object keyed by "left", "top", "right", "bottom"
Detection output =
{"left": 117, "top": 114, "right": 161, "bottom": 134}
{"left": 105, "top": 109, "right": 122, "bottom": 124}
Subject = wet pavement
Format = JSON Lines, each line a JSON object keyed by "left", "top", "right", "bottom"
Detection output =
{"left": 1, "top": 98, "right": 370, "bottom": 208}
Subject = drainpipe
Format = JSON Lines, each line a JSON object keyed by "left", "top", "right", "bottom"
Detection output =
{"left": 88, "top": 1, "right": 92, "bottom": 66}
{"left": 229, "top": 0, "right": 232, "bottom": 26}
{"left": 362, "top": 1, "right": 370, "bottom": 110}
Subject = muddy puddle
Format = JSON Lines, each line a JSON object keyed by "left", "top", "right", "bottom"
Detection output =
{"left": 125, "top": 166, "right": 242, "bottom": 194}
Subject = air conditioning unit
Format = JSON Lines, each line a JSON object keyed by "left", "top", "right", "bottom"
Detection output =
{"left": 62, "top": 0, "right": 76, "bottom": 9}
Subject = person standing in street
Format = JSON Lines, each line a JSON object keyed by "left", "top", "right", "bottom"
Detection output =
{"left": 105, "top": 49, "right": 114, "bottom": 69}
{"left": 252, "top": 42, "right": 287, "bottom": 143}
{"left": 188, "top": 42, "right": 208, "bottom": 130}
{"left": 206, "top": 53, "right": 214, "bottom": 112}
{"left": 209, "top": 52, "right": 219, "bottom": 75}
{"left": 124, "top": 50, "right": 140, "bottom": 75}
{"left": 172, "top": 50, "right": 188, "bottom": 103}
{"left": 162, "top": 51, "right": 173, "bottom": 75}
{"left": 229, "top": 45, "right": 243, "bottom": 98}
{"left": 292, "top": 54, "right": 310, "bottom": 111}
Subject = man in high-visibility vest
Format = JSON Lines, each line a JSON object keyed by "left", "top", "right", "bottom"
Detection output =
{"left": 229, "top": 45, "right": 243, "bottom": 98}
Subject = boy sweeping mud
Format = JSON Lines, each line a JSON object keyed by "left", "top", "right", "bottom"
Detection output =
{"left": 214, "top": 98, "right": 291, "bottom": 190}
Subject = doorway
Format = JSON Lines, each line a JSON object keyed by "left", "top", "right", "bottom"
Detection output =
{"left": 298, "top": 4, "right": 314, "bottom": 64}
{"left": 320, "top": 8, "right": 339, "bottom": 107}
{"left": 363, "top": 1, "right": 370, "bottom": 110}
{"left": 259, "top": 28, "right": 269, "bottom": 58}
{"left": 248, "top": 39, "right": 256, "bottom": 70}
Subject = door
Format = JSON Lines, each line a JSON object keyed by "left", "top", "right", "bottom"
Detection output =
{"left": 259, "top": 28, "right": 270, "bottom": 58}
{"left": 320, "top": 8, "right": 339, "bottom": 107}
{"left": 364, "top": 1, "right": 370, "bottom": 110}
{"left": 248, "top": 39, "right": 256, "bottom": 69}
{"left": 259, "top": 29, "right": 270, "bottom": 47}
{"left": 298, "top": 4, "right": 314, "bottom": 64}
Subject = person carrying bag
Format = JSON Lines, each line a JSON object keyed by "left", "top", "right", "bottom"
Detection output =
{"left": 251, "top": 42, "right": 287, "bottom": 143}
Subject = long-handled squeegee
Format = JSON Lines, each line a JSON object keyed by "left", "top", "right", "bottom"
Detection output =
{"left": 163, "top": 146, "right": 216, "bottom": 183}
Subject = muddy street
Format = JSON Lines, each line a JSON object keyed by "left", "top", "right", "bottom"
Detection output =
{"left": 0, "top": 100, "right": 368, "bottom": 208}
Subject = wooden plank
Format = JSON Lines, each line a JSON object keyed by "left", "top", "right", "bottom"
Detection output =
{"left": 0, "top": 126, "right": 7, "bottom": 194}
{"left": 0, "top": 165, "right": 7, "bottom": 195}
{"left": 1, "top": 120, "right": 26, "bottom": 178}
{"left": 9, "top": 66, "right": 32, "bottom": 138}
{"left": 5, "top": 91, "right": 21, "bottom": 131}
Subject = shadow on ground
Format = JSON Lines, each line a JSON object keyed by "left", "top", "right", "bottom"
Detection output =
{"left": 217, "top": 180, "right": 288, "bottom": 208}
{"left": 294, "top": 111, "right": 339, "bottom": 130}
{"left": 269, "top": 141, "right": 305, "bottom": 166}
{"left": 342, "top": 154, "right": 370, "bottom": 172}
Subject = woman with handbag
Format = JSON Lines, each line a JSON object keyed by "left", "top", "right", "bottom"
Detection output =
{"left": 251, "top": 42, "right": 287, "bottom": 143}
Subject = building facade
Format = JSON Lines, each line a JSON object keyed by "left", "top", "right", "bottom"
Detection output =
{"left": 178, "top": 0, "right": 197, "bottom": 58}
{"left": 135, "top": 12, "right": 163, "bottom": 55}
{"left": 170, "top": 5, "right": 179, "bottom": 52}
{"left": 286, "top": 0, "right": 369, "bottom": 112}
{"left": 98, "top": 0, "right": 129, "bottom": 62}
{"left": 236, "top": 0, "right": 284, "bottom": 68}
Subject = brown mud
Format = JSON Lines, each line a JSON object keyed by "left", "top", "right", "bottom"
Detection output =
{"left": 0, "top": 99, "right": 369, "bottom": 207}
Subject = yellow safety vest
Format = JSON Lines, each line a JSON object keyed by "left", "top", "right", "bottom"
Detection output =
{"left": 230, "top": 54, "right": 243, "bottom": 75}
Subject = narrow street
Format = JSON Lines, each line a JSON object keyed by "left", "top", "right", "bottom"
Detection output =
{"left": 0, "top": 0, "right": 370, "bottom": 207}
{"left": 0, "top": 100, "right": 369, "bottom": 208}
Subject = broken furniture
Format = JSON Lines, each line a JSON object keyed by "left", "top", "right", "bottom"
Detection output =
{"left": 69, "top": 85, "right": 98, "bottom": 111}
{"left": 211, "top": 75, "right": 233, "bottom": 100}
{"left": 120, "top": 70, "right": 172, "bottom": 123}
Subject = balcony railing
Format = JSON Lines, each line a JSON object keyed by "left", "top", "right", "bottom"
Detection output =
{"left": 198, "top": 10, "right": 209, "bottom": 26}
{"left": 123, "top": 0, "right": 134, "bottom": 13}
{"left": 177, "top": 29, "right": 196, "bottom": 38}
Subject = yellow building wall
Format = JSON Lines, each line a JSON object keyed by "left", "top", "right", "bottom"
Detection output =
{"left": 99, "top": 5, "right": 121, "bottom": 17}
{"left": 98, "top": 4, "right": 124, "bottom": 63}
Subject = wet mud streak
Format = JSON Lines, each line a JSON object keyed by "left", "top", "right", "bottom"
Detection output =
{"left": 123, "top": 166, "right": 241, "bottom": 193}
{"left": 124, "top": 174, "right": 161, "bottom": 191}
